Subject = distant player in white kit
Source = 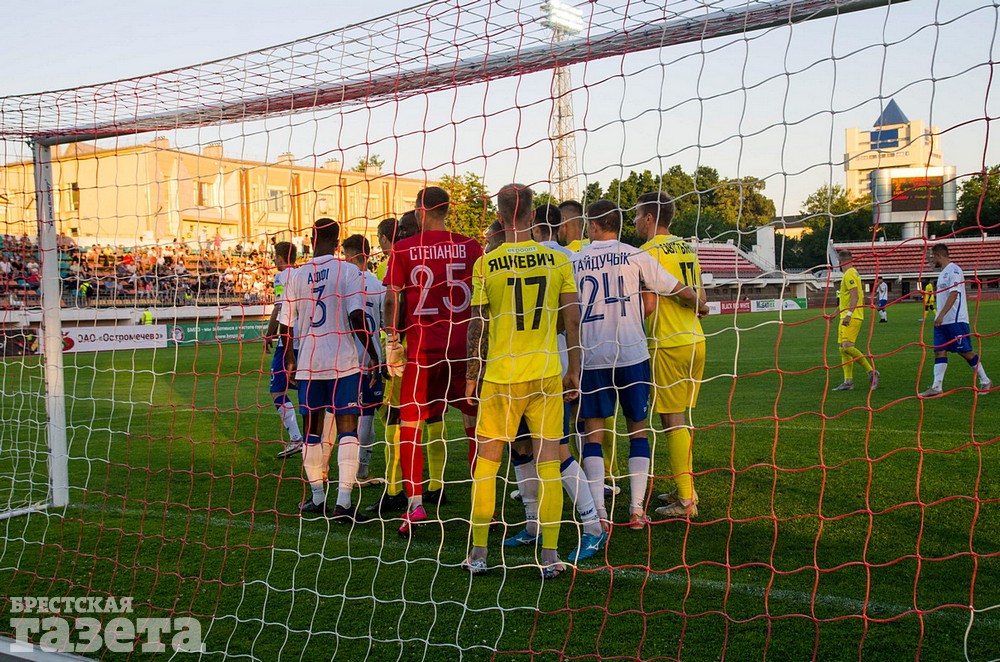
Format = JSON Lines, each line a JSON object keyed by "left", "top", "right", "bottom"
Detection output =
{"left": 279, "top": 218, "right": 382, "bottom": 521}
{"left": 876, "top": 277, "right": 889, "bottom": 323}
{"left": 342, "top": 234, "right": 386, "bottom": 484}
{"left": 574, "top": 199, "right": 701, "bottom": 530}
{"left": 264, "top": 241, "right": 304, "bottom": 458}
{"left": 920, "top": 244, "right": 991, "bottom": 397}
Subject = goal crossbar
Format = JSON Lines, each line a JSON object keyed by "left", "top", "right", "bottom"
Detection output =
{"left": 4, "top": 0, "right": 907, "bottom": 147}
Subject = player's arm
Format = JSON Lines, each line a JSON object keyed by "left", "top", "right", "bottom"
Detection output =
{"left": 843, "top": 278, "right": 860, "bottom": 326}
{"left": 642, "top": 254, "right": 705, "bottom": 314}
{"left": 264, "top": 302, "right": 281, "bottom": 353}
{"left": 934, "top": 291, "right": 958, "bottom": 327}
{"left": 383, "top": 285, "right": 403, "bottom": 341}
{"left": 560, "top": 292, "right": 582, "bottom": 402}
{"left": 465, "top": 305, "right": 489, "bottom": 404}
{"left": 641, "top": 291, "right": 657, "bottom": 319}
{"left": 278, "top": 277, "right": 297, "bottom": 384}
{"left": 349, "top": 308, "right": 382, "bottom": 371}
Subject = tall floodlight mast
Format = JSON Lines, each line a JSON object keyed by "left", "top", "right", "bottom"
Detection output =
{"left": 541, "top": 0, "right": 583, "bottom": 203}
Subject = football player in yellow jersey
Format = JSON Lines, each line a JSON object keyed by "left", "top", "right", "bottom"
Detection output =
{"left": 832, "top": 250, "right": 879, "bottom": 392}
{"left": 558, "top": 199, "right": 588, "bottom": 253}
{"left": 464, "top": 183, "right": 582, "bottom": 578}
{"left": 922, "top": 280, "right": 936, "bottom": 321}
{"left": 634, "top": 192, "right": 710, "bottom": 519}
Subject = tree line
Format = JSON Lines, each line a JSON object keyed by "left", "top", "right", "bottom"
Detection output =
{"left": 355, "top": 156, "right": 1000, "bottom": 270}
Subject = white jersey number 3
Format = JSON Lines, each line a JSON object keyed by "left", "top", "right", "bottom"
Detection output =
{"left": 411, "top": 263, "right": 471, "bottom": 315}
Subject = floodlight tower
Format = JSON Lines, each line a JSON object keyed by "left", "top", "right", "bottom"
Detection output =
{"left": 541, "top": 0, "right": 583, "bottom": 203}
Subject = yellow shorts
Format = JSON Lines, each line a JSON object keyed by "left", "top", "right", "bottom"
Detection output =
{"left": 477, "top": 375, "right": 564, "bottom": 441}
{"left": 651, "top": 343, "right": 706, "bottom": 415}
{"left": 837, "top": 317, "right": 862, "bottom": 345}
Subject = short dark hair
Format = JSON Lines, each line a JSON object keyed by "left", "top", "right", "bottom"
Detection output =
{"left": 342, "top": 234, "right": 370, "bottom": 258}
{"left": 636, "top": 191, "right": 675, "bottom": 229}
{"left": 932, "top": 243, "right": 950, "bottom": 256}
{"left": 377, "top": 217, "right": 398, "bottom": 243}
{"left": 485, "top": 219, "right": 505, "bottom": 252}
{"left": 558, "top": 199, "right": 584, "bottom": 218}
{"left": 398, "top": 211, "right": 420, "bottom": 240}
{"left": 498, "top": 183, "right": 534, "bottom": 224}
{"left": 314, "top": 217, "right": 340, "bottom": 245}
{"left": 416, "top": 187, "right": 450, "bottom": 217}
{"left": 838, "top": 249, "right": 852, "bottom": 261}
{"left": 273, "top": 241, "right": 297, "bottom": 265}
{"left": 586, "top": 199, "right": 622, "bottom": 234}
{"left": 533, "top": 204, "right": 561, "bottom": 236}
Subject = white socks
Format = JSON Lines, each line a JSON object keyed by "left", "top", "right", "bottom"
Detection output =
{"left": 514, "top": 460, "right": 540, "bottom": 535}
{"left": 561, "top": 458, "right": 602, "bottom": 536}
{"left": 337, "top": 436, "right": 359, "bottom": 509}
{"left": 278, "top": 400, "right": 302, "bottom": 441}
{"left": 581, "top": 446, "right": 607, "bottom": 519}
{"left": 628, "top": 455, "right": 651, "bottom": 512}
{"left": 302, "top": 437, "right": 328, "bottom": 505}
{"left": 933, "top": 362, "right": 947, "bottom": 389}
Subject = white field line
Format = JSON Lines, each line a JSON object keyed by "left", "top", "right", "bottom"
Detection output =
{"left": 49, "top": 503, "right": 999, "bottom": 631}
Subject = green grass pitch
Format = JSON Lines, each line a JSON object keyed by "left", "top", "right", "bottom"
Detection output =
{"left": 1, "top": 300, "right": 998, "bottom": 661}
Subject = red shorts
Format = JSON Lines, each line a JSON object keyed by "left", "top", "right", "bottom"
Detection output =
{"left": 399, "top": 354, "right": 477, "bottom": 421}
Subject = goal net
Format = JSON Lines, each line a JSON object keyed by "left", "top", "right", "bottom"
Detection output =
{"left": 2, "top": 0, "right": 998, "bottom": 659}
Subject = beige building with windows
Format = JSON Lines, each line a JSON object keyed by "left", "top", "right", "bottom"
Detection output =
{"left": 844, "top": 99, "right": 943, "bottom": 199}
{"left": 0, "top": 138, "right": 432, "bottom": 248}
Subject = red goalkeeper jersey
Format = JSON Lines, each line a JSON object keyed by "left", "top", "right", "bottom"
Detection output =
{"left": 385, "top": 230, "right": 483, "bottom": 359}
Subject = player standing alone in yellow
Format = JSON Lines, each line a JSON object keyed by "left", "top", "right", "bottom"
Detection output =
{"left": 634, "top": 192, "right": 710, "bottom": 519}
{"left": 832, "top": 250, "right": 879, "bottom": 392}
{"left": 922, "top": 280, "right": 936, "bottom": 322}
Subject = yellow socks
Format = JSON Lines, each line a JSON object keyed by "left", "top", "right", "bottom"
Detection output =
{"left": 666, "top": 428, "right": 694, "bottom": 500}
{"left": 536, "top": 460, "right": 564, "bottom": 551}
{"left": 470, "top": 457, "right": 501, "bottom": 547}
{"left": 841, "top": 346, "right": 872, "bottom": 380}
{"left": 384, "top": 422, "right": 402, "bottom": 496}
{"left": 425, "top": 418, "right": 447, "bottom": 492}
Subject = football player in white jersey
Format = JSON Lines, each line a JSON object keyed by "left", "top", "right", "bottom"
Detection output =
{"left": 920, "top": 244, "right": 991, "bottom": 396}
{"left": 342, "top": 234, "right": 386, "bottom": 484}
{"left": 876, "top": 277, "right": 889, "bottom": 323}
{"left": 574, "top": 200, "right": 702, "bottom": 530}
{"left": 264, "top": 241, "right": 304, "bottom": 458}
{"left": 278, "top": 218, "right": 382, "bottom": 522}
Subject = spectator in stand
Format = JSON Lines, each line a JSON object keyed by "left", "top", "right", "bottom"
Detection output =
{"left": 302, "top": 233, "right": 312, "bottom": 259}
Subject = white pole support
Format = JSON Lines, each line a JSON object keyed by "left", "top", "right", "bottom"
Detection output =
{"left": 31, "top": 140, "right": 69, "bottom": 509}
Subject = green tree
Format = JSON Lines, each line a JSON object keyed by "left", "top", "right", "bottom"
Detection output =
{"left": 661, "top": 165, "right": 697, "bottom": 220}
{"left": 935, "top": 166, "right": 1000, "bottom": 237}
{"left": 533, "top": 191, "right": 557, "bottom": 208}
{"left": 581, "top": 181, "right": 604, "bottom": 207}
{"left": 438, "top": 173, "right": 496, "bottom": 242}
{"left": 783, "top": 184, "right": 883, "bottom": 269}
{"left": 350, "top": 154, "right": 386, "bottom": 172}
{"left": 714, "top": 177, "right": 776, "bottom": 229}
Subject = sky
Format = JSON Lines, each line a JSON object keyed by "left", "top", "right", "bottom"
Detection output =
{"left": 3, "top": 0, "right": 999, "bottom": 217}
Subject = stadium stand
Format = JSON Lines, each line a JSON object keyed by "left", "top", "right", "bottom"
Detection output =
{"left": 0, "top": 233, "right": 276, "bottom": 310}
{"left": 693, "top": 240, "right": 765, "bottom": 279}
{"left": 833, "top": 237, "right": 1000, "bottom": 277}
